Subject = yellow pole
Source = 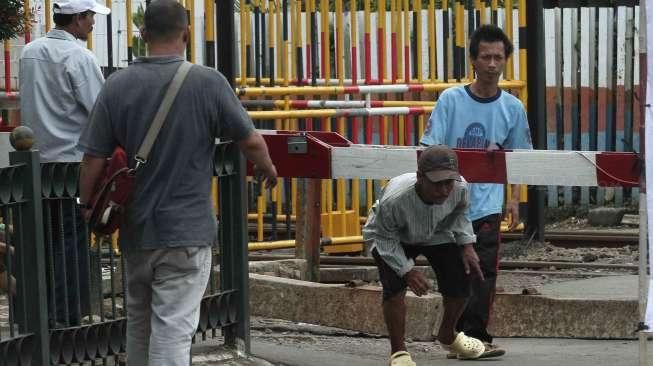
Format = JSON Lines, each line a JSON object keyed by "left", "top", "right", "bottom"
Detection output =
{"left": 335, "top": 0, "right": 346, "bottom": 235}
{"left": 455, "top": 0, "right": 465, "bottom": 81}
{"left": 415, "top": 0, "right": 425, "bottom": 136}
{"left": 186, "top": 0, "right": 195, "bottom": 63}
{"left": 379, "top": 0, "right": 388, "bottom": 137}
{"left": 211, "top": 178, "right": 219, "bottom": 213}
{"left": 518, "top": 0, "right": 527, "bottom": 109}
{"left": 399, "top": 0, "right": 410, "bottom": 84}
{"left": 395, "top": 0, "right": 408, "bottom": 145}
{"left": 505, "top": 0, "right": 514, "bottom": 80}
{"left": 267, "top": 0, "right": 275, "bottom": 84}
{"left": 126, "top": 0, "right": 133, "bottom": 60}
{"left": 428, "top": 0, "right": 436, "bottom": 82}
{"left": 275, "top": 0, "right": 282, "bottom": 83}
{"left": 415, "top": 0, "right": 423, "bottom": 84}
{"left": 205, "top": 0, "right": 215, "bottom": 45}
{"left": 25, "top": 0, "right": 31, "bottom": 40}
{"left": 240, "top": 1, "right": 248, "bottom": 86}
{"left": 45, "top": 0, "right": 52, "bottom": 32}
{"left": 321, "top": 0, "right": 330, "bottom": 85}
{"left": 475, "top": 0, "right": 485, "bottom": 25}
{"left": 350, "top": 0, "right": 360, "bottom": 221}
{"left": 290, "top": 0, "right": 297, "bottom": 84}
{"left": 257, "top": 194, "right": 265, "bottom": 241}
{"left": 320, "top": 0, "right": 332, "bottom": 235}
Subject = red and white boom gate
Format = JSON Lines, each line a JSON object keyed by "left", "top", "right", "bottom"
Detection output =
{"left": 247, "top": 130, "right": 641, "bottom": 281}
{"left": 251, "top": 130, "right": 640, "bottom": 187}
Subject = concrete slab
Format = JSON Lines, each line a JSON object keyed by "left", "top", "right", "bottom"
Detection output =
{"left": 249, "top": 272, "right": 641, "bottom": 340}
{"left": 538, "top": 274, "right": 637, "bottom": 300}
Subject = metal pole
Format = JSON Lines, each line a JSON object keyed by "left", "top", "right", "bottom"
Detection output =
{"left": 106, "top": 0, "right": 114, "bottom": 75}
{"left": 638, "top": 1, "right": 648, "bottom": 365}
{"left": 216, "top": 0, "right": 236, "bottom": 87}
{"left": 9, "top": 148, "right": 49, "bottom": 366}
{"left": 525, "top": 0, "right": 545, "bottom": 242}
{"left": 215, "top": 0, "right": 251, "bottom": 354}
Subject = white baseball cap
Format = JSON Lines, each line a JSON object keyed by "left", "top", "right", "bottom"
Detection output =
{"left": 53, "top": 0, "right": 111, "bottom": 15}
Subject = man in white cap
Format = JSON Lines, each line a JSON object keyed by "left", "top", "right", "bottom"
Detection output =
{"left": 20, "top": 0, "right": 110, "bottom": 163}
{"left": 18, "top": 0, "right": 110, "bottom": 327}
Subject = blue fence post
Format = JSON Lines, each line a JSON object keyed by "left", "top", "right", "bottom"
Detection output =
{"left": 9, "top": 134, "right": 49, "bottom": 366}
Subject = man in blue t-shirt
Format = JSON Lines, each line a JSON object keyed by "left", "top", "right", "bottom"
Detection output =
{"left": 420, "top": 24, "right": 532, "bottom": 357}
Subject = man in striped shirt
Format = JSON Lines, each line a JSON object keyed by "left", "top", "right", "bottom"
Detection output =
{"left": 363, "top": 145, "right": 498, "bottom": 365}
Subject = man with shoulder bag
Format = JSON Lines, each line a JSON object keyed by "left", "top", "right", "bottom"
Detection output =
{"left": 77, "top": 1, "right": 277, "bottom": 364}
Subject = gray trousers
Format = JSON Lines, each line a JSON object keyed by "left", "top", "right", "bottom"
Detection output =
{"left": 124, "top": 246, "right": 212, "bottom": 366}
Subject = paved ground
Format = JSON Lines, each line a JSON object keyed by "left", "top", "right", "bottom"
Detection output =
{"left": 255, "top": 337, "right": 652, "bottom": 366}
{"left": 193, "top": 334, "right": 653, "bottom": 366}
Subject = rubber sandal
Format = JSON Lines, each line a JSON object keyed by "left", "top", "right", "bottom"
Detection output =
{"left": 446, "top": 342, "right": 505, "bottom": 359}
{"left": 440, "top": 332, "right": 484, "bottom": 360}
{"left": 474, "top": 343, "right": 506, "bottom": 359}
{"left": 389, "top": 351, "right": 417, "bottom": 366}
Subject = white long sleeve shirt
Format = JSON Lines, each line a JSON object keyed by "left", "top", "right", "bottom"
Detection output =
{"left": 19, "top": 29, "right": 105, "bottom": 162}
{"left": 362, "top": 173, "right": 476, "bottom": 277}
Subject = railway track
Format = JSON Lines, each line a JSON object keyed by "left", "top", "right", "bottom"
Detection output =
{"left": 501, "top": 230, "right": 638, "bottom": 247}
{"left": 247, "top": 227, "right": 639, "bottom": 249}
{"left": 247, "top": 254, "right": 638, "bottom": 272}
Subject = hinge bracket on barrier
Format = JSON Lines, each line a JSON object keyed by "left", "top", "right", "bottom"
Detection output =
{"left": 288, "top": 136, "right": 307, "bottom": 154}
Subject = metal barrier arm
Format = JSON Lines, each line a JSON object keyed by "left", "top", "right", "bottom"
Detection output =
{"left": 249, "top": 130, "right": 640, "bottom": 188}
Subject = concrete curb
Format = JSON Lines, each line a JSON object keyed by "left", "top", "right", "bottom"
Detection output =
{"left": 249, "top": 273, "right": 638, "bottom": 340}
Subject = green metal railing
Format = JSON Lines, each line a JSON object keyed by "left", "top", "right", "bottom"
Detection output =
{"left": 0, "top": 132, "right": 251, "bottom": 365}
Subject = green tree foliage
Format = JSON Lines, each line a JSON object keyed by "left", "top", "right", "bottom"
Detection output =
{"left": 0, "top": 0, "right": 35, "bottom": 40}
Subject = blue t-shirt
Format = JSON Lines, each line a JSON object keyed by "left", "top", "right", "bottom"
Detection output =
{"left": 420, "top": 85, "right": 532, "bottom": 221}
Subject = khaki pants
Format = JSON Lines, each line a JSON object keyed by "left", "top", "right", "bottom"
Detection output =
{"left": 123, "top": 246, "right": 212, "bottom": 366}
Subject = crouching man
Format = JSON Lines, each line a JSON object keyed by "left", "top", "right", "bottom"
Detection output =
{"left": 362, "top": 145, "right": 504, "bottom": 365}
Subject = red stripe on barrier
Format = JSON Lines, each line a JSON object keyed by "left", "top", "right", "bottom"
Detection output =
{"left": 408, "top": 84, "right": 425, "bottom": 92}
{"left": 595, "top": 152, "right": 640, "bottom": 187}
{"left": 408, "top": 107, "right": 423, "bottom": 115}
{"left": 371, "top": 101, "right": 383, "bottom": 107}
{"left": 252, "top": 133, "right": 332, "bottom": 179}
{"left": 456, "top": 149, "right": 508, "bottom": 184}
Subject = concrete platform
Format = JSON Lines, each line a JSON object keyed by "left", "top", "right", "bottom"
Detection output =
{"left": 248, "top": 260, "right": 642, "bottom": 340}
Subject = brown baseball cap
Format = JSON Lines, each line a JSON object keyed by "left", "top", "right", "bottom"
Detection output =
{"left": 418, "top": 145, "right": 461, "bottom": 183}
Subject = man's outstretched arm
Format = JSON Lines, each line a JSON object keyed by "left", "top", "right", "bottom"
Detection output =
{"left": 237, "top": 131, "right": 278, "bottom": 188}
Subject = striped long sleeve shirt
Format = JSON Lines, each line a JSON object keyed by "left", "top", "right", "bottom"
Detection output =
{"left": 362, "top": 173, "right": 476, "bottom": 277}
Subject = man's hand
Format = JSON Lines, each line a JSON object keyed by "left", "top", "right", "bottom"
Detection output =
{"left": 253, "top": 164, "right": 278, "bottom": 189}
{"left": 404, "top": 269, "right": 430, "bottom": 297}
{"left": 505, "top": 198, "right": 520, "bottom": 230}
{"left": 462, "top": 244, "right": 484, "bottom": 281}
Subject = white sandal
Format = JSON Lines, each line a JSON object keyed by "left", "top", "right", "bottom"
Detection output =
{"left": 389, "top": 351, "right": 417, "bottom": 366}
{"left": 440, "top": 332, "right": 485, "bottom": 360}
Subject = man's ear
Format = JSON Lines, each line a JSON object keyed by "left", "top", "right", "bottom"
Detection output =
{"left": 182, "top": 27, "right": 190, "bottom": 44}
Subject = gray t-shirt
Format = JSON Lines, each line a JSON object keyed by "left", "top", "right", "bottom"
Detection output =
{"left": 78, "top": 56, "right": 254, "bottom": 251}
